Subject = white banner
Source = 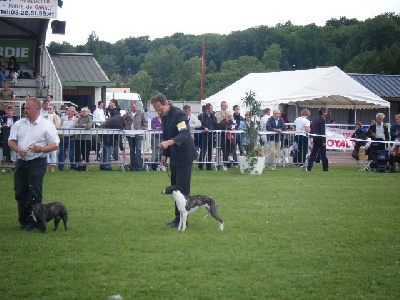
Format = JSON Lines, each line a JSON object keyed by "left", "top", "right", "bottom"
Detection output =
{"left": 0, "top": 0, "right": 58, "bottom": 19}
{"left": 326, "top": 128, "right": 356, "bottom": 150}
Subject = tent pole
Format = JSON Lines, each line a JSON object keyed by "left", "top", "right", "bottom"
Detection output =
{"left": 354, "top": 106, "right": 357, "bottom": 124}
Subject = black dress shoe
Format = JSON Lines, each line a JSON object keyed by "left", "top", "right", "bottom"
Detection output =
{"left": 167, "top": 220, "right": 188, "bottom": 228}
{"left": 166, "top": 219, "right": 179, "bottom": 226}
{"left": 21, "top": 222, "right": 38, "bottom": 231}
{"left": 169, "top": 221, "right": 180, "bottom": 228}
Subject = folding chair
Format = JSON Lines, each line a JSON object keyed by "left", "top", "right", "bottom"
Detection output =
{"left": 358, "top": 146, "right": 372, "bottom": 172}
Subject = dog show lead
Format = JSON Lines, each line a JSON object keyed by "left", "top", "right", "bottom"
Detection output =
{"left": 150, "top": 93, "right": 198, "bottom": 228}
{"left": 8, "top": 97, "right": 60, "bottom": 231}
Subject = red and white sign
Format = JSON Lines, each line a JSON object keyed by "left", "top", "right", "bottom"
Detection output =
{"left": 326, "top": 128, "right": 356, "bottom": 150}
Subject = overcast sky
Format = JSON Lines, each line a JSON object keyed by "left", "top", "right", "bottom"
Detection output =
{"left": 46, "top": 0, "right": 400, "bottom": 46}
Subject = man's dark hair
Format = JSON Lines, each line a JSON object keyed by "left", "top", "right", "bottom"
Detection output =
{"left": 205, "top": 103, "right": 213, "bottom": 111}
{"left": 233, "top": 105, "right": 239, "bottom": 110}
{"left": 123, "top": 115, "right": 133, "bottom": 123}
{"left": 150, "top": 93, "right": 167, "bottom": 106}
{"left": 98, "top": 100, "right": 103, "bottom": 106}
{"left": 318, "top": 107, "right": 328, "bottom": 115}
{"left": 183, "top": 105, "right": 191, "bottom": 111}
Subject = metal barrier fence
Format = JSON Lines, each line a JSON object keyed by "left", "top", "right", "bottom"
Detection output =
{"left": 1, "top": 128, "right": 311, "bottom": 172}
{"left": 3, "top": 127, "right": 367, "bottom": 172}
{"left": 54, "top": 128, "right": 302, "bottom": 171}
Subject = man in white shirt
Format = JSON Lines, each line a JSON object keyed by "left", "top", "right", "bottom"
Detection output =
{"left": 293, "top": 109, "right": 311, "bottom": 166}
{"left": 366, "top": 112, "right": 390, "bottom": 159}
{"left": 215, "top": 101, "right": 232, "bottom": 123}
{"left": 93, "top": 101, "right": 106, "bottom": 127}
{"left": 183, "top": 105, "right": 201, "bottom": 133}
{"left": 39, "top": 99, "right": 50, "bottom": 116}
{"left": 8, "top": 97, "right": 59, "bottom": 230}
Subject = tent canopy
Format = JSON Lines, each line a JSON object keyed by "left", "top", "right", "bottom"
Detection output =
{"left": 202, "top": 66, "right": 390, "bottom": 111}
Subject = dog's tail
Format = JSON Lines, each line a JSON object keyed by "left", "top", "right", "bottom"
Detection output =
{"left": 219, "top": 221, "right": 224, "bottom": 231}
{"left": 208, "top": 202, "right": 224, "bottom": 231}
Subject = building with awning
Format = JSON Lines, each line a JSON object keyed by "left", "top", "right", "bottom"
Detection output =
{"left": 50, "top": 53, "right": 115, "bottom": 108}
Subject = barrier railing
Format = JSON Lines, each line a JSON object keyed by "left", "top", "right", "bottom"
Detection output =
{"left": 3, "top": 128, "right": 348, "bottom": 172}
{"left": 54, "top": 128, "right": 303, "bottom": 171}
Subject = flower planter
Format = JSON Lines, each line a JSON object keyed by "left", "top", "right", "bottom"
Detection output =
{"left": 239, "top": 155, "right": 264, "bottom": 175}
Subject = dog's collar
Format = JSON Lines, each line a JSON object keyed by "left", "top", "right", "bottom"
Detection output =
{"left": 30, "top": 211, "right": 37, "bottom": 222}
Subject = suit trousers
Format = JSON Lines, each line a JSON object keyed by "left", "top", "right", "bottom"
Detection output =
{"left": 307, "top": 139, "right": 329, "bottom": 171}
{"left": 170, "top": 163, "right": 193, "bottom": 219}
{"left": 14, "top": 157, "right": 47, "bottom": 226}
{"left": 267, "top": 141, "right": 281, "bottom": 168}
{"left": 128, "top": 135, "right": 143, "bottom": 171}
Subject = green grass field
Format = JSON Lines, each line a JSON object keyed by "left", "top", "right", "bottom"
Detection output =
{"left": 0, "top": 164, "right": 399, "bottom": 299}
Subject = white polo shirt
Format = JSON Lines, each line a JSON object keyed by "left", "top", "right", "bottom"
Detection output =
{"left": 294, "top": 116, "right": 310, "bottom": 136}
{"left": 9, "top": 116, "right": 60, "bottom": 161}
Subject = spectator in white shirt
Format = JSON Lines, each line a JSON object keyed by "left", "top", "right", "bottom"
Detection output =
{"left": 93, "top": 101, "right": 106, "bottom": 127}
{"left": 293, "top": 109, "right": 311, "bottom": 166}
{"left": 183, "top": 105, "right": 201, "bottom": 133}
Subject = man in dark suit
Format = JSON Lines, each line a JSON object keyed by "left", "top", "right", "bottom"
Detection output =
{"left": 265, "top": 109, "right": 286, "bottom": 171}
{"left": 198, "top": 103, "right": 218, "bottom": 170}
{"left": 307, "top": 107, "right": 329, "bottom": 172}
{"left": 150, "top": 93, "right": 198, "bottom": 228}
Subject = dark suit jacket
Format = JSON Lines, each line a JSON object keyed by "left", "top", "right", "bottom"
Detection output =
{"left": 265, "top": 117, "right": 286, "bottom": 142}
{"left": 310, "top": 115, "right": 327, "bottom": 143}
{"left": 162, "top": 105, "right": 197, "bottom": 167}
{"left": 101, "top": 115, "right": 124, "bottom": 146}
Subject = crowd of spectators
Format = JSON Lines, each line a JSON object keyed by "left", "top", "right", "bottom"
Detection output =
{"left": 1, "top": 94, "right": 400, "bottom": 173}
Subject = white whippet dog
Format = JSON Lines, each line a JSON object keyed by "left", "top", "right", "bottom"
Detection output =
{"left": 162, "top": 185, "right": 224, "bottom": 231}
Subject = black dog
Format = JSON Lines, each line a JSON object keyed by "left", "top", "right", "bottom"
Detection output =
{"left": 30, "top": 202, "right": 68, "bottom": 233}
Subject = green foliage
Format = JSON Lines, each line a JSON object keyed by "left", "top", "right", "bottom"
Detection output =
{"left": 262, "top": 43, "right": 282, "bottom": 71}
{"left": 0, "top": 165, "right": 399, "bottom": 299}
{"left": 221, "top": 56, "right": 265, "bottom": 78}
{"left": 242, "top": 90, "right": 262, "bottom": 158}
{"left": 345, "top": 43, "right": 400, "bottom": 74}
{"left": 47, "top": 13, "right": 400, "bottom": 100}
{"left": 47, "top": 41, "right": 76, "bottom": 54}
{"left": 128, "top": 70, "right": 153, "bottom": 104}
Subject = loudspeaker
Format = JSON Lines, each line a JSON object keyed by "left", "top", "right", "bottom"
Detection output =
{"left": 51, "top": 20, "right": 66, "bottom": 35}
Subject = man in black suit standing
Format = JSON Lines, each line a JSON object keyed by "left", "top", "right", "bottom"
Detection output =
{"left": 150, "top": 93, "right": 198, "bottom": 228}
{"left": 307, "top": 107, "right": 329, "bottom": 172}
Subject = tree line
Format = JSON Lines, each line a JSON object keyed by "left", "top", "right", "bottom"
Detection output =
{"left": 47, "top": 12, "right": 400, "bottom": 106}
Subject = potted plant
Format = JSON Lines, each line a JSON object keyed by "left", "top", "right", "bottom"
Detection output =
{"left": 239, "top": 91, "right": 265, "bottom": 174}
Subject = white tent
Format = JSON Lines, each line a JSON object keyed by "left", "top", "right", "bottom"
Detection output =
{"left": 202, "top": 66, "right": 390, "bottom": 112}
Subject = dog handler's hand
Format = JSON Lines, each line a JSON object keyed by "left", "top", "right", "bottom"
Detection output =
{"left": 17, "top": 148, "right": 28, "bottom": 157}
{"left": 158, "top": 139, "right": 175, "bottom": 150}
